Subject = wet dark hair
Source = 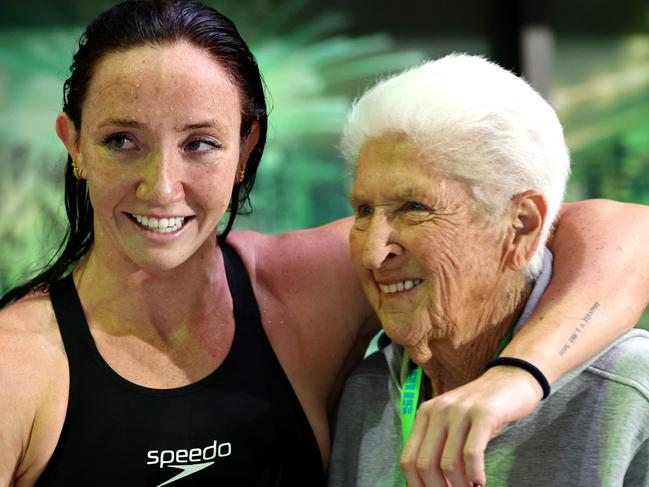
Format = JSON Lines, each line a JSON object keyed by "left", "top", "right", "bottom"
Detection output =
{"left": 0, "top": 0, "right": 267, "bottom": 307}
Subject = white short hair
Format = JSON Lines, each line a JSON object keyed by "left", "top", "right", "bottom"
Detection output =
{"left": 341, "top": 54, "right": 571, "bottom": 278}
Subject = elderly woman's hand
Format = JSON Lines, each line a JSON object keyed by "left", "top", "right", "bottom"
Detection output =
{"left": 400, "top": 365, "right": 544, "bottom": 487}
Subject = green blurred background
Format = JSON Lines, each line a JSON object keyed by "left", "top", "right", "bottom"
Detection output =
{"left": 1, "top": 0, "right": 648, "bottom": 327}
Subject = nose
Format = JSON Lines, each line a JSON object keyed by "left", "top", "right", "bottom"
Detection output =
{"left": 135, "top": 149, "right": 185, "bottom": 204}
{"left": 361, "top": 214, "right": 402, "bottom": 270}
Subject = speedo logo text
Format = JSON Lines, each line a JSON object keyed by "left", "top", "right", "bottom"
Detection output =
{"left": 147, "top": 439, "right": 232, "bottom": 486}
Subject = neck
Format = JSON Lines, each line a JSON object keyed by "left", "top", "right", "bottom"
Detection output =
{"left": 421, "top": 273, "right": 532, "bottom": 396}
{"left": 73, "top": 233, "right": 229, "bottom": 340}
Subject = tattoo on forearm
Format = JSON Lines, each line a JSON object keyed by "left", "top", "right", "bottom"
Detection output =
{"left": 559, "top": 302, "right": 600, "bottom": 357}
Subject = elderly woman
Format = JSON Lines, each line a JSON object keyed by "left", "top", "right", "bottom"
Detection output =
{"left": 328, "top": 54, "right": 649, "bottom": 487}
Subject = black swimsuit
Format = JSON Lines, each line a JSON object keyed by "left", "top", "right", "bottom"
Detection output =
{"left": 37, "top": 242, "right": 325, "bottom": 486}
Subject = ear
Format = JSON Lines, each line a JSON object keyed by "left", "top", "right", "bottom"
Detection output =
{"left": 55, "top": 112, "right": 84, "bottom": 171}
{"left": 506, "top": 190, "right": 547, "bottom": 271}
{"left": 237, "top": 121, "right": 260, "bottom": 181}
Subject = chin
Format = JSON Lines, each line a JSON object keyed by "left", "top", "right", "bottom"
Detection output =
{"left": 381, "top": 314, "right": 436, "bottom": 355}
{"left": 128, "top": 249, "right": 194, "bottom": 275}
{"left": 381, "top": 325, "right": 432, "bottom": 364}
{"left": 405, "top": 345, "right": 433, "bottom": 368}
{"left": 381, "top": 319, "right": 416, "bottom": 347}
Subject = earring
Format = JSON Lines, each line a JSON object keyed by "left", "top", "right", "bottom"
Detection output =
{"left": 237, "top": 167, "right": 245, "bottom": 183}
{"left": 71, "top": 159, "right": 83, "bottom": 180}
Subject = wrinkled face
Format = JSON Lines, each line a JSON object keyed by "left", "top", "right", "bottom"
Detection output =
{"left": 348, "top": 135, "right": 511, "bottom": 364}
{"left": 66, "top": 41, "right": 252, "bottom": 272}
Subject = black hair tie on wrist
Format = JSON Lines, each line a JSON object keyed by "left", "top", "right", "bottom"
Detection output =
{"left": 484, "top": 357, "right": 551, "bottom": 400}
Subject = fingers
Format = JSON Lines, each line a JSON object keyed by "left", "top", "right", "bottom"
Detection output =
{"left": 401, "top": 409, "right": 446, "bottom": 487}
{"left": 462, "top": 416, "right": 492, "bottom": 487}
{"left": 402, "top": 398, "right": 472, "bottom": 487}
{"left": 441, "top": 402, "right": 493, "bottom": 486}
{"left": 401, "top": 395, "right": 495, "bottom": 486}
{"left": 439, "top": 414, "right": 471, "bottom": 486}
{"left": 401, "top": 401, "right": 492, "bottom": 487}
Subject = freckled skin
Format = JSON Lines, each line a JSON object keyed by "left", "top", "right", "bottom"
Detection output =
{"left": 349, "top": 135, "right": 529, "bottom": 390}
{"left": 76, "top": 42, "right": 244, "bottom": 273}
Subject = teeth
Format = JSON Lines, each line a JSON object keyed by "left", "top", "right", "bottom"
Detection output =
{"left": 378, "top": 279, "right": 422, "bottom": 294}
{"left": 132, "top": 214, "right": 186, "bottom": 233}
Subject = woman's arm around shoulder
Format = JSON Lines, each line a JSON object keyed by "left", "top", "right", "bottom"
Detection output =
{"left": 517, "top": 198, "right": 649, "bottom": 380}
{"left": 0, "top": 296, "right": 68, "bottom": 487}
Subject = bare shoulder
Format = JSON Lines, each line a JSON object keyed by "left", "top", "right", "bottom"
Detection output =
{"left": 559, "top": 198, "right": 649, "bottom": 220}
{"left": 227, "top": 218, "right": 367, "bottom": 320}
{"left": 0, "top": 293, "right": 63, "bottom": 356}
{"left": 0, "top": 293, "right": 64, "bottom": 384}
{"left": 228, "top": 218, "right": 354, "bottom": 285}
{"left": 0, "top": 294, "right": 68, "bottom": 485}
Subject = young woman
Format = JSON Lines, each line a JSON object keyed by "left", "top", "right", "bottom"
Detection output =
{"left": 1, "top": 1, "right": 648, "bottom": 485}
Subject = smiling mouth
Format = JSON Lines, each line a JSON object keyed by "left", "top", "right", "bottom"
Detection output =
{"left": 378, "top": 279, "right": 423, "bottom": 294}
{"left": 128, "top": 213, "right": 194, "bottom": 234}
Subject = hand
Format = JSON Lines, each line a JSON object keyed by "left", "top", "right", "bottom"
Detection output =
{"left": 400, "top": 365, "right": 544, "bottom": 486}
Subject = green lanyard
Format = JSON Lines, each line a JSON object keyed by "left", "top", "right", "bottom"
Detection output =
{"left": 399, "top": 325, "right": 515, "bottom": 449}
{"left": 400, "top": 365, "right": 423, "bottom": 448}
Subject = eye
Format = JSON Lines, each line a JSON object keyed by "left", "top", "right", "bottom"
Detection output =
{"left": 102, "top": 133, "right": 138, "bottom": 151}
{"left": 185, "top": 138, "right": 221, "bottom": 154}
{"left": 402, "top": 201, "right": 428, "bottom": 212}
{"left": 356, "top": 204, "right": 374, "bottom": 218}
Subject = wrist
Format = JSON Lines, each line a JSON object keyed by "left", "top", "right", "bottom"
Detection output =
{"left": 499, "top": 337, "right": 562, "bottom": 384}
{"left": 483, "top": 358, "right": 550, "bottom": 400}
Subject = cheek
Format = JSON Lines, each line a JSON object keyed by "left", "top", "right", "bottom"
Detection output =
{"left": 81, "top": 142, "right": 133, "bottom": 201}
{"left": 414, "top": 221, "right": 500, "bottom": 274}
{"left": 461, "top": 230, "right": 505, "bottom": 280}
{"left": 416, "top": 230, "right": 504, "bottom": 312}
{"left": 201, "top": 177, "right": 231, "bottom": 205}
{"left": 348, "top": 231, "right": 365, "bottom": 267}
{"left": 349, "top": 231, "right": 378, "bottom": 297}
{"left": 413, "top": 229, "right": 462, "bottom": 275}
{"left": 189, "top": 164, "right": 238, "bottom": 218}
{"left": 86, "top": 171, "right": 133, "bottom": 215}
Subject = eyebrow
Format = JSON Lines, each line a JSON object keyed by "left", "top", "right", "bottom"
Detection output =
{"left": 348, "top": 195, "right": 361, "bottom": 206}
{"left": 97, "top": 119, "right": 224, "bottom": 132}
{"left": 349, "top": 187, "right": 428, "bottom": 204}
{"left": 178, "top": 121, "right": 221, "bottom": 131}
{"left": 98, "top": 118, "right": 142, "bottom": 129}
